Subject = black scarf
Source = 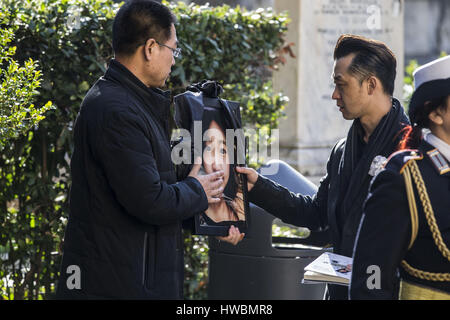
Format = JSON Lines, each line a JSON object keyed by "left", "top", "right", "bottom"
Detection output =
{"left": 336, "top": 98, "right": 409, "bottom": 248}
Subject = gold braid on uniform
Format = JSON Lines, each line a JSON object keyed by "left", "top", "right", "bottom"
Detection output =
{"left": 402, "top": 164, "right": 419, "bottom": 250}
{"left": 400, "top": 159, "right": 450, "bottom": 282}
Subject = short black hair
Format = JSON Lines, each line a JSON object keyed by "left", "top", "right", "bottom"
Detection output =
{"left": 399, "top": 95, "right": 448, "bottom": 150}
{"left": 112, "top": 0, "right": 176, "bottom": 57}
{"left": 334, "top": 34, "right": 397, "bottom": 96}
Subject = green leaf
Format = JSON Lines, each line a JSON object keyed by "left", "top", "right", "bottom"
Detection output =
{"left": 0, "top": 0, "right": 292, "bottom": 300}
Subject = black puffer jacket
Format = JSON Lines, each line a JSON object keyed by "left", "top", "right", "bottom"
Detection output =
{"left": 56, "top": 60, "right": 207, "bottom": 299}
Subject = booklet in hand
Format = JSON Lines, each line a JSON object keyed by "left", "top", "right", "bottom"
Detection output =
{"left": 303, "top": 252, "right": 353, "bottom": 286}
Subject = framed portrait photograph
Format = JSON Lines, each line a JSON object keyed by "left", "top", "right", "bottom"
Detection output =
{"left": 193, "top": 105, "right": 249, "bottom": 237}
{"left": 173, "top": 81, "right": 250, "bottom": 237}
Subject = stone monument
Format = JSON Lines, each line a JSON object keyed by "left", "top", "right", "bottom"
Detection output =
{"left": 273, "top": 0, "right": 404, "bottom": 183}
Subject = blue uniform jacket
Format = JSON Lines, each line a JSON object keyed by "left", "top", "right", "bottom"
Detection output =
{"left": 350, "top": 140, "right": 450, "bottom": 299}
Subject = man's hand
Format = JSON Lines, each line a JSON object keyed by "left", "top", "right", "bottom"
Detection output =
{"left": 235, "top": 166, "right": 259, "bottom": 192}
{"left": 189, "top": 159, "right": 224, "bottom": 204}
{"left": 216, "top": 225, "right": 245, "bottom": 245}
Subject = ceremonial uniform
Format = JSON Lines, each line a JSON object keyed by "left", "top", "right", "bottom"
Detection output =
{"left": 350, "top": 138, "right": 450, "bottom": 299}
{"left": 56, "top": 60, "right": 208, "bottom": 299}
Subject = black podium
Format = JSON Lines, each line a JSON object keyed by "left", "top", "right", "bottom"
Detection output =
{"left": 208, "top": 160, "right": 330, "bottom": 300}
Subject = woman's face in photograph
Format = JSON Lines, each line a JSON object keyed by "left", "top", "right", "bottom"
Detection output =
{"left": 203, "top": 120, "right": 230, "bottom": 190}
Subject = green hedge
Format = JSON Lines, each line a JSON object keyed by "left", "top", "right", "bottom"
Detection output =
{"left": 0, "top": 0, "right": 291, "bottom": 299}
{"left": 167, "top": 2, "right": 290, "bottom": 129}
{"left": 0, "top": 26, "right": 53, "bottom": 150}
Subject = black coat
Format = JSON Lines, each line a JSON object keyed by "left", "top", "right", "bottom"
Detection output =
{"left": 248, "top": 100, "right": 409, "bottom": 300}
{"left": 55, "top": 60, "right": 208, "bottom": 299}
{"left": 350, "top": 140, "right": 450, "bottom": 299}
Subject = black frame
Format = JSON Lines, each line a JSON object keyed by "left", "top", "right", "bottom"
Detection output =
{"left": 193, "top": 101, "right": 249, "bottom": 237}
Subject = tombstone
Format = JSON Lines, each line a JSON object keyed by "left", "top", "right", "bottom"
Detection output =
{"left": 273, "top": 0, "right": 404, "bottom": 182}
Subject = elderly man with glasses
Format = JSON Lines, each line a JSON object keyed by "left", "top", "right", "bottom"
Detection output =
{"left": 56, "top": 0, "right": 243, "bottom": 300}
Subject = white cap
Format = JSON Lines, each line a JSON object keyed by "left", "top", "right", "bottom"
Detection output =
{"left": 413, "top": 55, "right": 450, "bottom": 89}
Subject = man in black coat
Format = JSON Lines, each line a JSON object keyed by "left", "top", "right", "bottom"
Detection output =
{"left": 236, "top": 35, "right": 410, "bottom": 300}
{"left": 56, "top": 1, "right": 243, "bottom": 300}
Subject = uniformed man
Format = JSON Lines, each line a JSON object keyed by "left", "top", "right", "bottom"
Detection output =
{"left": 350, "top": 55, "right": 450, "bottom": 299}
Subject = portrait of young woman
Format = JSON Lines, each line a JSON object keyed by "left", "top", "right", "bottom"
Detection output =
{"left": 198, "top": 108, "right": 246, "bottom": 226}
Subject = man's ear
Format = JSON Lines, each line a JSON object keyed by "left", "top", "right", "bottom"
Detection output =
{"left": 366, "top": 76, "right": 377, "bottom": 95}
{"left": 144, "top": 38, "right": 157, "bottom": 61}
{"left": 429, "top": 109, "right": 444, "bottom": 126}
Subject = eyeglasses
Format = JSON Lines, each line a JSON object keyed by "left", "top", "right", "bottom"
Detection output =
{"left": 156, "top": 41, "right": 181, "bottom": 58}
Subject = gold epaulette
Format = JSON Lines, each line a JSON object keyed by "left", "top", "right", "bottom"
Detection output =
{"left": 398, "top": 150, "right": 423, "bottom": 175}
{"left": 400, "top": 159, "right": 450, "bottom": 284}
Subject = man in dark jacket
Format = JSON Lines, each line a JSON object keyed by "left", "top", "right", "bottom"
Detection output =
{"left": 236, "top": 35, "right": 410, "bottom": 300}
{"left": 56, "top": 1, "right": 242, "bottom": 300}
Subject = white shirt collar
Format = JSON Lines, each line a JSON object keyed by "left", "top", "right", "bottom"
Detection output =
{"left": 424, "top": 130, "right": 450, "bottom": 163}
